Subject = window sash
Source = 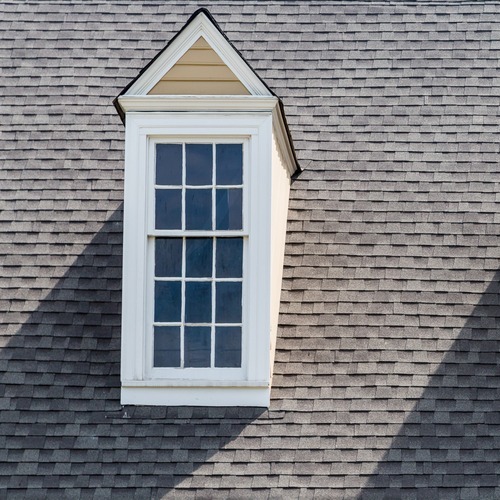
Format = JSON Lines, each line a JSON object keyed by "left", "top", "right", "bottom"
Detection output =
{"left": 147, "top": 138, "right": 249, "bottom": 236}
{"left": 145, "top": 138, "right": 248, "bottom": 380}
{"left": 152, "top": 235, "right": 244, "bottom": 369}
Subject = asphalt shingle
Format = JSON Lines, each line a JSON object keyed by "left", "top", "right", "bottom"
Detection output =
{"left": 1, "top": 0, "right": 500, "bottom": 497}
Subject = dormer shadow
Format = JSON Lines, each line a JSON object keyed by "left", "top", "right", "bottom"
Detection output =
{"left": 0, "top": 206, "right": 264, "bottom": 497}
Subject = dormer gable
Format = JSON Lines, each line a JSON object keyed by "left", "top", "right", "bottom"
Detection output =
{"left": 115, "top": 8, "right": 272, "bottom": 100}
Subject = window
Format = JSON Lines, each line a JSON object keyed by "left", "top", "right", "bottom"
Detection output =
{"left": 119, "top": 112, "right": 295, "bottom": 406}
{"left": 115, "top": 9, "right": 298, "bottom": 406}
{"left": 150, "top": 142, "right": 245, "bottom": 376}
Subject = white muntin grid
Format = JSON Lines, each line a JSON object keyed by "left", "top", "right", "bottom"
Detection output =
{"left": 151, "top": 141, "right": 246, "bottom": 369}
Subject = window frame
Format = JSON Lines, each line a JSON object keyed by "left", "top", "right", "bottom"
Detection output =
{"left": 145, "top": 137, "right": 249, "bottom": 381}
{"left": 121, "top": 113, "right": 273, "bottom": 405}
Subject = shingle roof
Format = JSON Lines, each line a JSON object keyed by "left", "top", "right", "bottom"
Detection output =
{"left": 1, "top": 1, "right": 500, "bottom": 497}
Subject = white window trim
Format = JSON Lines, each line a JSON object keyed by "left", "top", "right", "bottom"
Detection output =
{"left": 121, "top": 113, "right": 274, "bottom": 406}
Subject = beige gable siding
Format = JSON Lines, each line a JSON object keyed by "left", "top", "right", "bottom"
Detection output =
{"left": 148, "top": 37, "right": 250, "bottom": 95}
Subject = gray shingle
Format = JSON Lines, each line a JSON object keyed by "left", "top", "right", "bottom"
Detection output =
{"left": 1, "top": 0, "right": 500, "bottom": 497}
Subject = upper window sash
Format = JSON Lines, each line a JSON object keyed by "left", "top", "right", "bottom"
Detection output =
{"left": 147, "top": 137, "right": 250, "bottom": 237}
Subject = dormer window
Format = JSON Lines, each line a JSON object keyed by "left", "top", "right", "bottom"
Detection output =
{"left": 151, "top": 140, "right": 245, "bottom": 375}
{"left": 114, "top": 9, "right": 298, "bottom": 407}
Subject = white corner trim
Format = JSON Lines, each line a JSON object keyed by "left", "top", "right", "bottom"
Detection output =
{"left": 125, "top": 12, "right": 271, "bottom": 97}
{"left": 272, "top": 106, "right": 298, "bottom": 176}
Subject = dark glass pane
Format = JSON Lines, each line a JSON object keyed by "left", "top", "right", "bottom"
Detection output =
{"left": 186, "top": 144, "right": 212, "bottom": 186}
{"left": 215, "top": 282, "right": 242, "bottom": 323}
{"left": 186, "top": 189, "right": 212, "bottom": 230}
{"left": 155, "top": 189, "right": 182, "bottom": 229}
{"left": 185, "top": 281, "right": 211, "bottom": 323}
{"left": 215, "top": 326, "right": 242, "bottom": 368}
{"left": 216, "top": 144, "right": 243, "bottom": 185}
{"left": 184, "top": 327, "right": 211, "bottom": 367}
{"left": 156, "top": 144, "right": 182, "bottom": 186}
{"left": 155, "top": 238, "right": 182, "bottom": 277}
{"left": 216, "top": 238, "right": 242, "bottom": 278}
{"left": 215, "top": 188, "right": 242, "bottom": 230}
{"left": 186, "top": 238, "right": 212, "bottom": 278}
{"left": 154, "top": 326, "right": 181, "bottom": 367}
{"left": 154, "top": 281, "right": 181, "bottom": 322}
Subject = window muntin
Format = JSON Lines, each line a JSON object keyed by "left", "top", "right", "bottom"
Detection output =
{"left": 154, "top": 143, "right": 243, "bottom": 232}
{"left": 149, "top": 141, "right": 245, "bottom": 375}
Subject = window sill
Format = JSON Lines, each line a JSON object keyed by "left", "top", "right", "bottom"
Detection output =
{"left": 121, "top": 385, "right": 270, "bottom": 407}
{"left": 122, "top": 379, "right": 269, "bottom": 388}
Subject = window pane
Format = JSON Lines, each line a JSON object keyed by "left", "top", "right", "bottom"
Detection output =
{"left": 186, "top": 188, "right": 212, "bottom": 230}
{"left": 154, "top": 281, "right": 181, "bottom": 322}
{"left": 155, "top": 189, "right": 182, "bottom": 229}
{"left": 186, "top": 144, "right": 212, "bottom": 186}
{"left": 154, "top": 326, "right": 181, "bottom": 367}
{"left": 185, "top": 281, "right": 211, "bottom": 323}
{"left": 215, "top": 282, "right": 242, "bottom": 323}
{"left": 216, "top": 144, "right": 242, "bottom": 185}
{"left": 216, "top": 188, "right": 242, "bottom": 230}
{"left": 156, "top": 144, "right": 182, "bottom": 186}
{"left": 186, "top": 238, "right": 212, "bottom": 278}
{"left": 216, "top": 238, "right": 242, "bottom": 278}
{"left": 184, "top": 327, "right": 211, "bottom": 367}
{"left": 155, "top": 238, "right": 182, "bottom": 277}
{"left": 215, "top": 326, "right": 242, "bottom": 368}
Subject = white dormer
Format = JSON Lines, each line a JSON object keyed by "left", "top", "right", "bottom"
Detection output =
{"left": 115, "top": 9, "right": 298, "bottom": 407}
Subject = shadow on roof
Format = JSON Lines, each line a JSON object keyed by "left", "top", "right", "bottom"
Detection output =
{"left": 0, "top": 206, "right": 264, "bottom": 497}
{"left": 3, "top": 204, "right": 500, "bottom": 496}
{"left": 357, "top": 271, "right": 500, "bottom": 499}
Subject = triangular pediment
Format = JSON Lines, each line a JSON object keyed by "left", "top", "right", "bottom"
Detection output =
{"left": 122, "top": 9, "right": 271, "bottom": 97}
{"left": 149, "top": 36, "right": 249, "bottom": 95}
